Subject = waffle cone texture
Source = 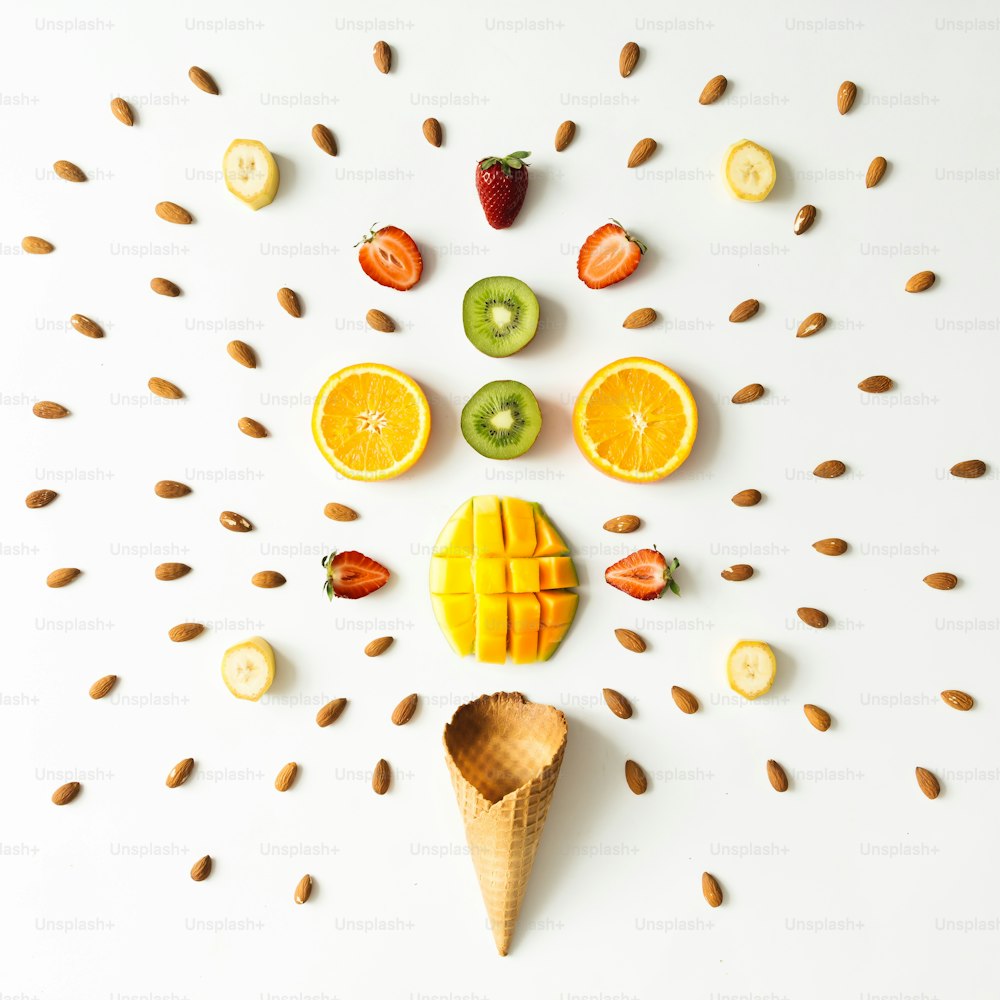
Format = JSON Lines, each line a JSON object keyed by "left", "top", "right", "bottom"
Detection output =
{"left": 443, "top": 691, "right": 568, "bottom": 956}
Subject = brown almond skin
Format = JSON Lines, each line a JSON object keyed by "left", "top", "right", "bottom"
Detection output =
{"left": 89, "top": 675, "right": 117, "bottom": 700}
{"left": 295, "top": 874, "right": 313, "bottom": 904}
{"left": 190, "top": 855, "right": 212, "bottom": 881}
{"left": 812, "top": 538, "right": 848, "bottom": 556}
{"left": 731, "top": 383, "right": 764, "bottom": 404}
{"left": 373, "top": 41, "right": 391, "bottom": 74}
{"left": 311, "top": 124, "right": 337, "bottom": 156}
{"left": 950, "top": 460, "right": 986, "bottom": 479}
{"left": 365, "top": 636, "right": 394, "bottom": 657}
{"left": 797, "top": 607, "right": 829, "bottom": 629}
{"left": 155, "top": 562, "right": 191, "bottom": 581}
{"left": 702, "top": 872, "right": 723, "bottom": 907}
{"left": 614, "top": 628, "right": 646, "bottom": 653}
{"left": 238, "top": 417, "right": 268, "bottom": 438}
{"left": 220, "top": 511, "right": 252, "bottom": 532}
{"left": 803, "top": 704, "right": 831, "bottom": 731}
{"left": 188, "top": 66, "right": 219, "bottom": 95}
{"left": 316, "top": 698, "right": 347, "bottom": 727}
{"left": 699, "top": 75, "right": 727, "bottom": 105}
{"left": 324, "top": 503, "right": 358, "bottom": 522}
{"left": 26, "top": 489, "right": 58, "bottom": 508}
{"left": 33, "top": 401, "right": 69, "bottom": 419}
{"left": 837, "top": 81, "right": 857, "bottom": 115}
{"left": 866, "top": 156, "right": 887, "bottom": 188}
{"left": 155, "top": 201, "right": 192, "bottom": 224}
{"left": 602, "top": 688, "right": 633, "bottom": 719}
{"left": 166, "top": 757, "right": 194, "bottom": 788}
{"left": 625, "top": 759, "right": 647, "bottom": 795}
{"left": 603, "top": 514, "right": 640, "bottom": 533}
{"left": 391, "top": 693, "right": 419, "bottom": 726}
{"left": 915, "top": 767, "right": 940, "bottom": 800}
{"left": 148, "top": 377, "right": 182, "bottom": 399}
{"left": 729, "top": 298, "right": 759, "bottom": 323}
{"left": 793, "top": 204, "right": 816, "bottom": 235}
{"left": 275, "top": 762, "right": 298, "bottom": 792}
{"left": 22, "top": 236, "right": 54, "bottom": 254}
{"left": 796, "top": 312, "right": 827, "bottom": 338}
{"left": 619, "top": 41, "right": 639, "bottom": 77}
{"left": 47, "top": 567, "right": 81, "bottom": 588}
{"left": 227, "top": 340, "right": 257, "bottom": 369}
{"left": 169, "top": 623, "right": 204, "bottom": 642}
{"left": 422, "top": 118, "right": 442, "bottom": 147}
{"left": 70, "top": 314, "right": 104, "bottom": 338}
{"left": 858, "top": 375, "right": 893, "bottom": 393}
{"left": 554, "top": 120, "right": 575, "bottom": 151}
{"left": 366, "top": 309, "right": 395, "bottom": 332}
{"left": 110, "top": 97, "right": 134, "bottom": 126}
{"left": 155, "top": 480, "right": 190, "bottom": 499}
{"left": 813, "top": 460, "right": 846, "bottom": 479}
{"left": 277, "top": 287, "right": 301, "bottom": 317}
{"left": 372, "top": 759, "right": 391, "bottom": 795}
{"left": 54, "top": 160, "right": 86, "bottom": 182}
{"left": 766, "top": 759, "right": 789, "bottom": 792}
{"left": 940, "top": 690, "right": 974, "bottom": 711}
{"left": 627, "top": 138, "right": 657, "bottom": 169}
{"left": 731, "top": 489, "right": 762, "bottom": 507}
{"left": 52, "top": 781, "right": 81, "bottom": 805}
{"left": 924, "top": 572, "right": 958, "bottom": 591}
{"left": 671, "top": 686, "right": 699, "bottom": 715}
{"left": 252, "top": 571, "right": 286, "bottom": 589}
{"left": 905, "top": 270, "right": 936, "bottom": 293}
{"left": 623, "top": 307, "right": 656, "bottom": 329}
{"left": 150, "top": 277, "right": 180, "bottom": 297}
{"left": 721, "top": 564, "right": 753, "bottom": 581}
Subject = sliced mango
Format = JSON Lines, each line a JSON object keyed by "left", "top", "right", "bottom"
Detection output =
{"left": 506, "top": 558, "right": 541, "bottom": 594}
{"left": 429, "top": 556, "right": 473, "bottom": 594}
{"left": 475, "top": 594, "right": 508, "bottom": 664}
{"left": 532, "top": 503, "right": 569, "bottom": 556}
{"left": 538, "top": 589, "right": 579, "bottom": 627}
{"left": 431, "top": 594, "right": 476, "bottom": 656}
{"left": 538, "top": 556, "right": 579, "bottom": 590}
{"left": 434, "top": 499, "right": 474, "bottom": 557}
{"left": 473, "top": 495, "right": 504, "bottom": 556}
{"left": 473, "top": 557, "right": 507, "bottom": 595}
{"left": 538, "top": 623, "right": 571, "bottom": 661}
{"left": 501, "top": 496, "right": 537, "bottom": 556}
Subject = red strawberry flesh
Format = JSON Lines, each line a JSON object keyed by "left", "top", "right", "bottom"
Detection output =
{"left": 605, "top": 548, "right": 668, "bottom": 600}
{"left": 357, "top": 225, "right": 423, "bottom": 291}
{"left": 327, "top": 550, "right": 390, "bottom": 599}
{"left": 577, "top": 222, "right": 645, "bottom": 289}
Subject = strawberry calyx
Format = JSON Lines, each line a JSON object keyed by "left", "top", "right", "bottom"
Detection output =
{"left": 354, "top": 223, "right": 381, "bottom": 248}
{"left": 609, "top": 218, "right": 648, "bottom": 255}
{"left": 478, "top": 151, "right": 531, "bottom": 176}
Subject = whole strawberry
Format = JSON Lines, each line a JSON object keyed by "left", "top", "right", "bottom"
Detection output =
{"left": 475, "top": 151, "right": 530, "bottom": 229}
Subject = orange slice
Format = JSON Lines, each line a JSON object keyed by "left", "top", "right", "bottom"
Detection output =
{"left": 312, "top": 363, "right": 431, "bottom": 481}
{"left": 573, "top": 357, "right": 697, "bottom": 482}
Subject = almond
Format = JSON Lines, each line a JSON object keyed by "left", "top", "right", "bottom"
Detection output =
{"left": 858, "top": 375, "right": 893, "bottom": 393}
{"left": 166, "top": 757, "right": 194, "bottom": 789}
{"left": 731, "top": 488, "right": 762, "bottom": 507}
{"left": 721, "top": 564, "right": 753, "bottom": 581}
{"left": 227, "top": 340, "right": 257, "bottom": 369}
{"left": 155, "top": 201, "right": 192, "bottom": 224}
{"left": 729, "top": 298, "right": 759, "bottom": 323}
{"left": 837, "top": 80, "right": 857, "bottom": 115}
{"left": 866, "top": 156, "right": 887, "bottom": 188}
{"left": 21, "top": 236, "right": 54, "bottom": 254}
{"left": 813, "top": 460, "right": 846, "bottom": 479}
{"left": 702, "top": 872, "right": 723, "bottom": 908}
{"left": 150, "top": 277, "right": 180, "bottom": 297}
{"left": 391, "top": 693, "right": 419, "bottom": 726}
{"left": 252, "top": 570, "right": 286, "bottom": 589}
{"left": 923, "top": 572, "right": 958, "bottom": 591}
{"left": 47, "top": 567, "right": 80, "bottom": 588}
{"left": 89, "top": 674, "right": 117, "bottom": 700}
{"left": 796, "top": 311, "right": 827, "bottom": 338}
{"left": 603, "top": 514, "right": 640, "bottom": 533}
{"left": 950, "top": 459, "right": 986, "bottom": 479}
{"left": 52, "top": 781, "right": 80, "bottom": 805}
{"left": 915, "top": 767, "right": 940, "bottom": 800}
{"left": 294, "top": 874, "right": 313, "bottom": 904}
{"left": 731, "top": 383, "right": 764, "bottom": 404}
{"left": 372, "top": 758, "right": 391, "bottom": 795}
{"left": 671, "top": 686, "right": 699, "bottom": 715}
{"left": 554, "top": 120, "right": 575, "bottom": 151}
{"left": 366, "top": 309, "right": 395, "bottom": 333}
{"left": 699, "top": 74, "right": 727, "bottom": 105}
{"left": 619, "top": 41, "right": 640, "bottom": 77}
{"left": 602, "top": 688, "right": 633, "bottom": 720}
{"left": 311, "top": 123, "right": 337, "bottom": 156}
{"left": 941, "top": 689, "right": 974, "bottom": 711}
{"left": 614, "top": 628, "right": 646, "bottom": 653}
{"left": 766, "top": 759, "right": 789, "bottom": 792}
{"left": 238, "top": 416, "right": 267, "bottom": 438}
{"left": 188, "top": 66, "right": 219, "bottom": 95}
{"left": 274, "top": 762, "right": 298, "bottom": 792}
{"left": 148, "top": 377, "right": 182, "bottom": 399}
{"left": 155, "top": 562, "right": 190, "bottom": 581}
{"left": 793, "top": 204, "right": 816, "bottom": 235}
{"left": 627, "top": 138, "right": 657, "bottom": 168}
{"left": 905, "top": 270, "right": 936, "bottom": 293}
{"left": 190, "top": 855, "right": 212, "bottom": 881}
{"left": 624, "top": 759, "right": 647, "bottom": 795}
{"left": 26, "top": 489, "right": 57, "bottom": 508}
{"left": 220, "top": 511, "right": 252, "bottom": 533}
{"left": 812, "top": 538, "right": 848, "bottom": 556}
{"left": 70, "top": 314, "right": 104, "bottom": 339}
{"left": 277, "top": 287, "right": 301, "bottom": 317}
{"left": 324, "top": 502, "right": 358, "bottom": 522}
{"left": 54, "top": 160, "right": 86, "bottom": 182}
{"left": 422, "top": 118, "right": 442, "bottom": 147}
{"left": 373, "top": 40, "right": 391, "bottom": 74}
{"left": 33, "top": 400, "right": 68, "bottom": 419}
{"left": 622, "top": 307, "right": 656, "bottom": 329}
{"left": 110, "top": 97, "right": 134, "bottom": 126}
{"left": 365, "top": 636, "right": 394, "bottom": 657}
{"left": 316, "top": 697, "right": 347, "bottom": 728}
{"left": 169, "top": 622, "right": 204, "bottom": 642}
{"left": 797, "top": 607, "right": 829, "bottom": 629}
{"left": 155, "top": 480, "right": 190, "bottom": 499}
{"left": 803, "top": 704, "right": 832, "bottom": 731}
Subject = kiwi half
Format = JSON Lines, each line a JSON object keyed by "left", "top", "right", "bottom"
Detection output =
{"left": 462, "top": 276, "right": 540, "bottom": 357}
{"left": 461, "top": 380, "right": 542, "bottom": 459}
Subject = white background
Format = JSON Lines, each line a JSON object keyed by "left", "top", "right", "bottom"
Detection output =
{"left": 2, "top": 1, "right": 998, "bottom": 997}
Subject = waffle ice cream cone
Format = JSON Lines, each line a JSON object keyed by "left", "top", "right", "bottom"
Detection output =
{"left": 443, "top": 691, "right": 568, "bottom": 956}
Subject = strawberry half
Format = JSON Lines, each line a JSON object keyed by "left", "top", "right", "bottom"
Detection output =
{"left": 475, "top": 151, "right": 530, "bottom": 229}
{"left": 322, "top": 550, "right": 390, "bottom": 600}
{"left": 357, "top": 225, "right": 423, "bottom": 291}
{"left": 605, "top": 549, "right": 680, "bottom": 600}
{"left": 577, "top": 220, "right": 647, "bottom": 289}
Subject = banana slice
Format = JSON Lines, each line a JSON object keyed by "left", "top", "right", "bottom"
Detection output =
{"left": 723, "top": 139, "right": 776, "bottom": 202}
{"left": 223, "top": 139, "right": 280, "bottom": 210}
{"left": 221, "top": 636, "right": 275, "bottom": 700}
{"left": 727, "top": 640, "right": 776, "bottom": 699}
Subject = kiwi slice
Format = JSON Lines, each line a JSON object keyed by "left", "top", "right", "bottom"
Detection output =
{"left": 462, "top": 276, "right": 540, "bottom": 357}
{"left": 461, "top": 380, "right": 542, "bottom": 459}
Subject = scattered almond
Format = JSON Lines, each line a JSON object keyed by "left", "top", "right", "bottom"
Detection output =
{"left": 155, "top": 201, "right": 192, "bottom": 224}
{"left": 624, "top": 759, "right": 647, "bottom": 795}
{"left": 190, "top": 855, "right": 212, "bottom": 881}
{"left": 373, "top": 40, "right": 391, "bottom": 74}
{"left": 316, "top": 697, "right": 347, "bottom": 727}
{"left": 277, "top": 287, "right": 301, "bottom": 317}
{"left": 148, "top": 377, "right": 182, "bottom": 399}
{"left": 813, "top": 460, "right": 846, "bottom": 479}
{"left": 227, "top": 340, "right": 257, "bottom": 368}
{"left": 796, "top": 312, "right": 827, "bottom": 338}
{"left": 365, "top": 636, "right": 394, "bottom": 657}
{"left": 950, "top": 459, "right": 986, "bottom": 479}
{"left": 155, "top": 562, "right": 190, "bottom": 581}
{"left": 26, "top": 489, "right": 57, "bottom": 508}
{"left": 619, "top": 41, "right": 640, "bottom": 77}
{"left": 188, "top": 66, "right": 219, "bottom": 95}
{"left": 721, "top": 564, "right": 753, "bottom": 581}
{"left": 22, "top": 236, "right": 54, "bottom": 254}
{"left": 622, "top": 307, "right": 656, "bottom": 329}
{"left": 858, "top": 375, "right": 893, "bottom": 393}
{"left": 275, "top": 762, "right": 298, "bottom": 792}
{"left": 905, "top": 270, "right": 936, "bottom": 293}
{"left": 311, "top": 123, "right": 337, "bottom": 156}
{"left": 702, "top": 872, "right": 723, "bottom": 908}
{"left": 812, "top": 538, "right": 848, "bottom": 556}
{"left": 602, "top": 688, "right": 633, "bottom": 719}
{"left": 155, "top": 480, "right": 190, "bottom": 498}
{"left": 89, "top": 674, "right": 117, "bottom": 700}
{"left": 699, "top": 74, "right": 727, "bottom": 105}
{"left": 729, "top": 298, "right": 759, "bottom": 323}
{"left": 238, "top": 416, "right": 267, "bottom": 438}
{"left": 837, "top": 80, "right": 857, "bottom": 115}
{"left": 797, "top": 607, "right": 829, "bottom": 629}
{"left": 219, "top": 511, "right": 252, "bottom": 532}
{"left": 33, "top": 401, "right": 68, "bottom": 419}
{"left": 803, "top": 704, "right": 831, "bottom": 731}
{"left": 391, "top": 693, "right": 419, "bottom": 726}
{"left": 252, "top": 570, "right": 286, "bottom": 589}
{"left": 915, "top": 767, "right": 940, "bottom": 800}
{"left": 865, "top": 156, "right": 887, "bottom": 188}
{"left": 54, "top": 160, "right": 86, "bottom": 182}
{"left": 324, "top": 503, "right": 358, "bottom": 522}
{"left": 941, "top": 690, "right": 974, "bottom": 711}
{"left": 166, "top": 757, "right": 194, "bottom": 788}
{"left": 554, "top": 120, "right": 575, "bottom": 151}
{"left": 614, "top": 628, "right": 646, "bottom": 653}
{"left": 366, "top": 309, "right": 395, "bottom": 332}
{"left": 372, "top": 758, "right": 391, "bottom": 795}
{"left": 169, "top": 623, "right": 204, "bottom": 642}
{"left": 150, "top": 277, "right": 180, "bottom": 297}
{"left": 52, "top": 781, "right": 80, "bottom": 805}
{"left": 47, "top": 567, "right": 80, "bottom": 589}
{"left": 671, "top": 686, "right": 699, "bottom": 715}
{"left": 731, "top": 488, "right": 762, "bottom": 507}
{"left": 793, "top": 204, "right": 816, "bottom": 235}
{"left": 110, "top": 97, "right": 134, "bottom": 126}
{"left": 70, "top": 314, "right": 104, "bottom": 339}
{"left": 766, "top": 759, "right": 789, "bottom": 792}
{"left": 603, "top": 514, "right": 640, "bottom": 533}
{"left": 422, "top": 118, "right": 442, "bottom": 147}
{"left": 627, "top": 138, "right": 657, "bottom": 168}
{"left": 731, "top": 383, "right": 764, "bottom": 404}
{"left": 294, "top": 874, "right": 313, "bottom": 904}
{"left": 923, "top": 572, "right": 957, "bottom": 591}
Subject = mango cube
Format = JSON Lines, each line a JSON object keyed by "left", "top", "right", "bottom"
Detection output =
{"left": 473, "top": 557, "right": 507, "bottom": 594}
{"left": 506, "top": 558, "right": 541, "bottom": 594}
